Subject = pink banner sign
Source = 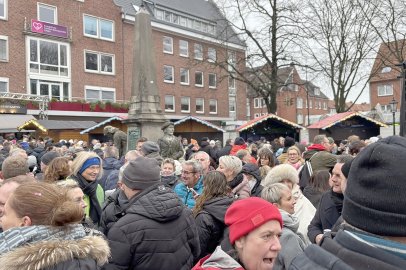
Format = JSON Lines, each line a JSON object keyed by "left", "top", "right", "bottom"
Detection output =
{"left": 31, "top": 19, "right": 68, "bottom": 39}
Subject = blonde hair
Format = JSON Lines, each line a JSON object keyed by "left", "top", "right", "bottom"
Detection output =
{"left": 70, "top": 151, "right": 103, "bottom": 179}
{"left": 219, "top": 155, "right": 242, "bottom": 177}
{"left": 9, "top": 182, "right": 83, "bottom": 227}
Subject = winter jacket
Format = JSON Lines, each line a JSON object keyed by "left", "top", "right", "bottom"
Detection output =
{"left": 104, "top": 169, "right": 119, "bottom": 191}
{"left": 0, "top": 231, "right": 109, "bottom": 270}
{"left": 195, "top": 196, "right": 234, "bottom": 258}
{"left": 99, "top": 189, "right": 129, "bottom": 235}
{"left": 192, "top": 246, "right": 244, "bottom": 270}
{"left": 216, "top": 144, "right": 232, "bottom": 161}
{"left": 303, "top": 186, "right": 323, "bottom": 208}
{"left": 241, "top": 163, "right": 263, "bottom": 197}
{"left": 307, "top": 190, "right": 343, "bottom": 243}
{"left": 32, "top": 146, "right": 46, "bottom": 165}
{"left": 292, "top": 185, "right": 315, "bottom": 245}
{"left": 161, "top": 174, "right": 180, "bottom": 189}
{"left": 103, "top": 184, "right": 200, "bottom": 270}
{"left": 99, "top": 157, "right": 122, "bottom": 191}
{"left": 274, "top": 210, "right": 307, "bottom": 270}
{"left": 289, "top": 229, "right": 406, "bottom": 270}
{"left": 174, "top": 176, "right": 204, "bottom": 208}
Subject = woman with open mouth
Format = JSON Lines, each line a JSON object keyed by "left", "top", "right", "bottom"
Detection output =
{"left": 193, "top": 197, "right": 282, "bottom": 270}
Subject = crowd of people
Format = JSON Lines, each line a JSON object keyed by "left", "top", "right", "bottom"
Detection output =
{"left": 0, "top": 132, "right": 405, "bottom": 270}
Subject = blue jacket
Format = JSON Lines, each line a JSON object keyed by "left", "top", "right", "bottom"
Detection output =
{"left": 174, "top": 176, "right": 204, "bottom": 208}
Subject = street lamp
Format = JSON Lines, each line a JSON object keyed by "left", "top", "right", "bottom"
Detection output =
{"left": 389, "top": 97, "right": 398, "bottom": 136}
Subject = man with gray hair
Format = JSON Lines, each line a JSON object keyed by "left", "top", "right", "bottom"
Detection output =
{"left": 174, "top": 159, "right": 204, "bottom": 208}
{"left": 1, "top": 155, "right": 30, "bottom": 180}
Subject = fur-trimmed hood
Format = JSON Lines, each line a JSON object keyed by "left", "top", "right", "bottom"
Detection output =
{"left": 0, "top": 235, "right": 110, "bottom": 270}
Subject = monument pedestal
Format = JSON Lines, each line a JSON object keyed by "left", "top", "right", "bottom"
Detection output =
{"left": 124, "top": 117, "right": 166, "bottom": 151}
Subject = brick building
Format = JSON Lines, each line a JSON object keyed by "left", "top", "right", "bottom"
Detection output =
{"left": 248, "top": 64, "right": 330, "bottom": 126}
{"left": 369, "top": 40, "right": 406, "bottom": 122}
{"left": 0, "top": 0, "right": 246, "bottom": 131}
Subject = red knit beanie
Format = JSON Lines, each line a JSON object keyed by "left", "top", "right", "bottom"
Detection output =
{"left": 225, "top": 197, "right": 283, "bottom": 244}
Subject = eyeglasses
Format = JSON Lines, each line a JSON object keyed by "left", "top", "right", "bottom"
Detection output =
{"left": 181, "top": 170, "right": 196, "bottom": 175}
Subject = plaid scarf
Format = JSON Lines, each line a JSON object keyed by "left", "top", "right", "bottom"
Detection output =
{"left": 0, "top": 224, "right": 86, "bottom": 254}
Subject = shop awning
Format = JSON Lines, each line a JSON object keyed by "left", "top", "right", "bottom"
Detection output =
{"left": 18, "top": 119, "right": 97, "bottom": 132}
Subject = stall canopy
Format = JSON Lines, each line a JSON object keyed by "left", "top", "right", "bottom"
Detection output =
{"left": 18, "top": 119, "right": 97, "bottom": 132}
{"left": 0, "top": 114, "right": 36, "bottom": 133}
{"left": 80, "top": 115, "right": 128, "bottom": 134}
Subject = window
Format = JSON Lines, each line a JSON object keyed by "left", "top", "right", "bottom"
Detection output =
{"left": 314, "top": 87, "right": 320, "bottom": 96}
{"left": 180, "top": 68, "right": 189, "bottom": 85}
{"left": 163, "top": 65, "right": 174, "bottom": 83}
{"left": 305, "top": 100, "right": 308, "bottom": 108}
{"left": 381, "top": 105, "right": 392, "bottom": 112}
{"left": 229, "top": 96, "right": 236, "bottom": 112}
{"left": 381, "top": 66, "right": 391, "bottom": 73}
{"left": 296, "top": 97, "right": 303, "bottom": 109}
{"left": 229, "top": 76, "right": 235, "bottom": 89}
{"left": 196, "top": 98, "right": 204, "bottom": 113}
{"left": 164, "top": 11, "right": 171, "bottom": 22}
{"left": 0, "top": 35, "right": 8, "bottom": 62}
{"left": 208, "top": 47, "right": 216, "bottom": 62}
{"left": 378, "top": 84, "right": 393, "bottom": 96}
{"left": 165, "top": 95, "right": 175, "bottom": 112}
{"left": 181, "top": 96, "right": 190, "bottom": 113}
{"left": 31, "top": 79, "right": 70, "bottom": 101}
{"left": 195, "top": 71, "right": 203, "bottom": 87}
{"left": 85, "top": 86, "right": 115, "bottom": 102}
{"left": 228, "top": 51, "right": 236, "bottom": 72}
{"left": 179, "top": 40, "right": 188, "bottom": 57}
{"left": 254, "top": 98, "right": 262, "bottom": 108}
{"left": 319, "top": 101, "right": 322, "bottom": 109}
{"left": 179, "top": 16, "right": 187, "bottom": 27}
{"left": 83, "top": 15, "right": 114, "bottom": 41}
{"left": 38, "top": 3, "right": 57, "bottom": 24}
{"left": 29, "top": 37, "right": 69, "bottom": 76}
{"left": 85, "top": 50, "right": 114, "bottom": 74}
{"left": 309, "top": 100, "right": 313, "bottom": 108}
{"left": 0, "top": 77, "right": 8, "bottom": 93}
{"left": 209, "top": 99, "right": 217, "bottom": 114}
{"left": 0, "top": 0, "right": 7, "bottom": 20}
{"left": 156, "top": 9, "right": 164, "bottom": 20}
{"left": 297, "top": 114, "right": 303, "bottom": 124}
{"left": 163, "top": 36, "right": 173, "bottom": 54}
{"left": 208, "top": 73, "right": 217, "bottom": 88}
{"left": 324, "top": 102, "right": 327, "bottom": 110}
{"left": 194, "top": 43, "right": 203, "bottom": 60}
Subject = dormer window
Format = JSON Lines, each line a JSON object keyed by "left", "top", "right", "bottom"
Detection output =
{"left": 381, "top": 66, "right": 391, "bottom": 73}
{"left": 314, "top": 87, "right": 320, "bottom": 96}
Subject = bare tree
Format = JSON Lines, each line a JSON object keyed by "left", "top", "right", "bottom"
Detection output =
{"left": 213, "top": 0, "right": 302, "bottom": 113}
{"left": 358, "top": 0, "right": 406, "bottom": 69}
{"left": 300, "top": 0, "right": 379, "bottom": 113}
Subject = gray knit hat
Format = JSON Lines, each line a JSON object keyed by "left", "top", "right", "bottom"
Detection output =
{"left": 122, "top": 156, "right": 160, "bottom": 190}
{"left": 141, "top": 141, "right": 160, "bottom": 155}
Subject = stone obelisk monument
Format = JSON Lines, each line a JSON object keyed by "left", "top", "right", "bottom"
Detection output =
{"left": 124, "top": 3, "right": 166, "bottom": 150}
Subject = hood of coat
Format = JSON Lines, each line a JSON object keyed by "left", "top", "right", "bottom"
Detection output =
{"left": 102, "top": 157, "right": 122, "bottom": 170}
{"left": 195, "top": 246, "right": 244, "bottom": 270}
{"left": 202, "top": 196, "right": 234, "bottom": 223}
{"left": 241, "top": 163, "right": 261, "bottom": 182}
{"left": 0, "top": 236, "right": 110, "bottom": 270}
{"left": 127, "top": 184, "right": 184, "bottom": 222}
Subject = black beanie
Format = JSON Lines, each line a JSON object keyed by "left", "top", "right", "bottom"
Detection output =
{"left": 122, "top": 156, "right": 160, "bottom": 190}
{"left": 340, "top": 159, "right": 353, "bottom": 179}
{"left": 343, "top": 136, "right": 406, "bottom": 236}
{"left": 234, "top": 137, "right": 245, "bottom": 146}
{"left": 41, "top": 151, "right": 60, "bottom": 165}
{"left": 284, "top": 136, "right": 295, "bottom": 148}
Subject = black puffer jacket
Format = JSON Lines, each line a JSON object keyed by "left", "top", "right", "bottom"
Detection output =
{"left": 195, "top": 196, "right": 234, "bottom": 258}
{"left": 103, "top": 184, "right": 200, "bottom": 270}
{"left": 99, "top": 189, "right": 129, "bottom": 235}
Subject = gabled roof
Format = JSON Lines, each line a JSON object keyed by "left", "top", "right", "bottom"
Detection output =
{"left": 307, "top": 111, "right": 387, "bottom": 130}
{"left": 114, "top": 0, "right": 245, "bottom": 47}
{"left": 18, "top": 120, "right": 97, "bottom": 132}
{"left": 80, "top": 115, "right": 128, "bottom": 134}
{"left": 0, "top": 114, "right": 36, "bottom": 132}
{"left": 237, "top": 113, "right": 305, "bottom": 132}
{"left": 174, "top": 116, "right": 225, "bottom": 133}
